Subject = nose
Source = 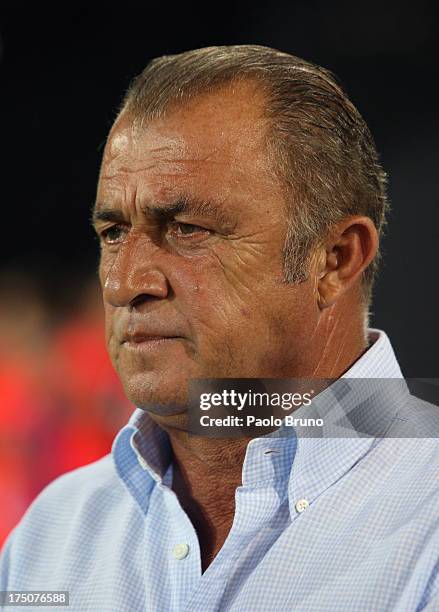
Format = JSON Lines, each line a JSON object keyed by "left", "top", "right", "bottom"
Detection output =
{"left": 102, "top": 236, "right": 169, "bottom": 308}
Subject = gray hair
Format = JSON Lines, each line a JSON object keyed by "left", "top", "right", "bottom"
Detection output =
{"left": 120, "top": 45, "right": 389, "bottom": 304}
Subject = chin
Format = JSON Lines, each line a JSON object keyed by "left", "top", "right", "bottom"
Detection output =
{"left": 121, "top": 371, "right": 189, "bottom": 416}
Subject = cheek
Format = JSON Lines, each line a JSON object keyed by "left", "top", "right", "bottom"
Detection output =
{"left": 99, "top": 257, "right": 116, "bottom": 328}
{"left": 98, "top": 251, "right": 110, "bottom": 278}
{"left": 168, "top": 258, "right": 251, "bottom": 338}
{"left": 103, "top": 304, "right": 117, "bottom": 353}
{"left": 183, "top": 288, "right": 275, "bottom": 371}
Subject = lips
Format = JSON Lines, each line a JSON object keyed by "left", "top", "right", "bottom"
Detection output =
{"left": 116, "top": 314, "right": 186, "bottom": 346}
{"left": 121, "top": 328, "right": 182, "bottom": 344}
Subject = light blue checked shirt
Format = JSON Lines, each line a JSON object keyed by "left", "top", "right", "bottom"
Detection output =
{"left": 2, "top": 329, "right": 439, "bottom": 611}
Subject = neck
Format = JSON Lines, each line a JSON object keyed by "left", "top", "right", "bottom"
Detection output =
{"left": 306, "top": 297, "right": 369, "bottom": 378}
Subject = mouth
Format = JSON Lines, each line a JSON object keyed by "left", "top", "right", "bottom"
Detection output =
{"left": 122, "top": 334, "right": 182, "bottom": 349}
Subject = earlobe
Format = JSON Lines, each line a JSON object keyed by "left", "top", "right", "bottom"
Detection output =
{"left": 317, "top": 290, "right": 328, "bottom": 309}
{"left": 317, "top": 271, "right": 341, "bottom": 309}
{"left": 315, "top": 245, "right": 341, "bottom": 309}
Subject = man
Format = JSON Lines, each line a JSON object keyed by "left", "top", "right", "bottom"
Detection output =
{"left": 1, "top": 45, "right": 438, "bottom": 611}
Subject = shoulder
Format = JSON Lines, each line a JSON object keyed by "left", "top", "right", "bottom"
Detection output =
{"left": 390, "top": 391, "right": 439, "bottom": 440}
{"left": 21, "top": 453, "right": 131, "bottom": 533}
{"left": 0, "top": 453, "right": 143, "bottom": 589}
{"left": 21, "top": 453, "right": 124, "bottom": 520}
{"left": 0, "top": 446, "right": 154, "bottom": 593}
{"left": 372, "top": 394, "right": 439, "bottom": 499}
{"left": 0, "top": 454, "right": 129, "bottom": 571}
{"left": 401, "top": 392, "right": 439, "bottom": 435}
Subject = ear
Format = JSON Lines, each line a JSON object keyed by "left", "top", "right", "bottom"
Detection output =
{"left": 317, "top": 216, "right": 379, "bottom": 309}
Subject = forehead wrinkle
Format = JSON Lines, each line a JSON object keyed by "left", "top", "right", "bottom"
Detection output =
{"left": 104, "top": 117, "right": 247, "bottom": 185}
{"left": 93, "top": 190, "right": 238, "bottom": 231}
{"left": 101, "top": 145, "right": 228, "bottom": 180}
{"left": 108, "top": 123, "right": 187, "bottom": 156}
{"left": 143, "top": 195, "right": 235, "bottom": 226}
{"left": 108, "top": 116, "right": 233, "bottom": 162}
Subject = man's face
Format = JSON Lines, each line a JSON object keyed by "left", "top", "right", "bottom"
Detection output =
{"left": 94, "top": 82, "right": 319, "bottom": 425}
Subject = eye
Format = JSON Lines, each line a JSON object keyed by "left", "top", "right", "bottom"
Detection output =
{"left": 168, "top": 221, "right": 211, "bottom": 238}
{"left": 99, "top": 224, "right": 126, "bottom": 244}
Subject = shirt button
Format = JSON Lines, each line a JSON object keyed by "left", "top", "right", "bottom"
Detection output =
{"left": 295, "top": 498, "right": 309, "bottom": 513}
{"left": 173, "top": 543, "right": 190, "bottom": 560}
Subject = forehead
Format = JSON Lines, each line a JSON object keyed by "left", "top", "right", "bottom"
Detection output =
{"left": 99, "top": 82, "right": 277, "bottom": 203}
{"left": 110, "top": 80, "right": 267, "bottom": 152}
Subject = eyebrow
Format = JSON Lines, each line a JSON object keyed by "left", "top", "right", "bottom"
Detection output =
{"left": 91, "top": 197, "right": 236, "bottom": 230}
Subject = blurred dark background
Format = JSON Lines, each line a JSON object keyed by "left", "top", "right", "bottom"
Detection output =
{"left": 1, "top": 2, "right": 438, "bottom": 374}
{"left": 0, "top": 1, "right": 438, "bottom": 541}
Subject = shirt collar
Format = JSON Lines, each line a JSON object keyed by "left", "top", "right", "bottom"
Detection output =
{"left": 286, "top": 328, "right": 408, "bottom": 517}
{"left": 112, "top": 328, "right": 408, "bottom": 516}
{"left": 111, "top": 410, "right": 172, "bottom": 515}
{"left": 342, "top": 328, "right": 404, "bottom": 379}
